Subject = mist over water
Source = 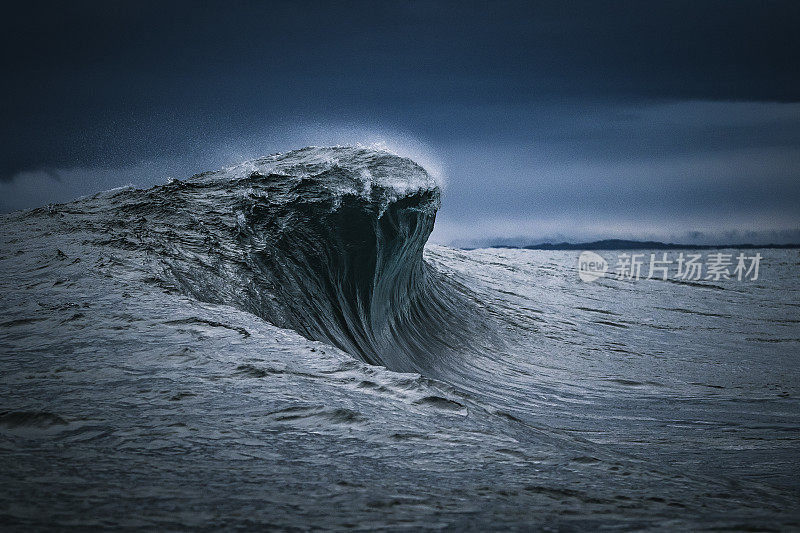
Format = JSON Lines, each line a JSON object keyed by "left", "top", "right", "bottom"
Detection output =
{"left": 1, "top": 148, "right": 798, "bottom": 529}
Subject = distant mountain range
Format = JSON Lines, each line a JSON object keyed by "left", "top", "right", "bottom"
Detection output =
{"left": 487, "top": 239, "right": 800, "bottom": 251}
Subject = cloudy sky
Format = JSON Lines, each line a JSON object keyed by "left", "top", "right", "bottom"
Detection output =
{"left": 2, "top": 1, "right": 798, "bottom": 245}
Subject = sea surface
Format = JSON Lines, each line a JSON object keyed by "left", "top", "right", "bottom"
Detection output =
{"left": 1, "top": 147, "right": 798, "bottom": 530}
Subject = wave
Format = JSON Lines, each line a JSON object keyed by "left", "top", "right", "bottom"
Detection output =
{"left": 77, "top": 146, "right": 500, "bottom": 374}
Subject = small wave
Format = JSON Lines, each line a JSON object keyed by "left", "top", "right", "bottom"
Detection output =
{"left": 412, "top": 395, "right": 467, "bottom": 413}
{"left": 265, "top": 405, "right": 366, "bottom": 425}
{"left": 164, "top": 317, "right": 251, "bottom": 338}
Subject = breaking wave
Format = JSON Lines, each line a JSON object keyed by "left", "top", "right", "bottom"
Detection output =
{"left": 79, "top": 146, "right": 500, "bottom": 374}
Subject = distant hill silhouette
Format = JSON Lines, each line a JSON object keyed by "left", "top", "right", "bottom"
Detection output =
{"left": 488, "top": 239, "right": 800, "bottom": 250}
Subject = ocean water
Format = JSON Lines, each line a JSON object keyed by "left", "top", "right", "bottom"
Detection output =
{"left": 1, "top": 147, "right": 798, "bottom": 530}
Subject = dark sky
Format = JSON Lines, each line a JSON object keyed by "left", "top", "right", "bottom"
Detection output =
{"left": 2, "top": 0, "right": 799, "bottom": 244}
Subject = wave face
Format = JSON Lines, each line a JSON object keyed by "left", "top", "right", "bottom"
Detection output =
{"left": 109, "top": 147, "right": 496, "bottom": 373}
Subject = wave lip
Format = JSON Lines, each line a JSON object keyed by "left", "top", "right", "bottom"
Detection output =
{"left": 200, "top": 146, "right": 439, "bottom": 202}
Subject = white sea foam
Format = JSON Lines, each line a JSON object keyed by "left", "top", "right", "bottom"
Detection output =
{"left": 209, "top": 146, "right": 438, "bottom": 200}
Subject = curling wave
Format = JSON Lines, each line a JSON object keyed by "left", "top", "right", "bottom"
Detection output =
{"left": 92, "top": 146, "right": 499, "bottom": 373}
